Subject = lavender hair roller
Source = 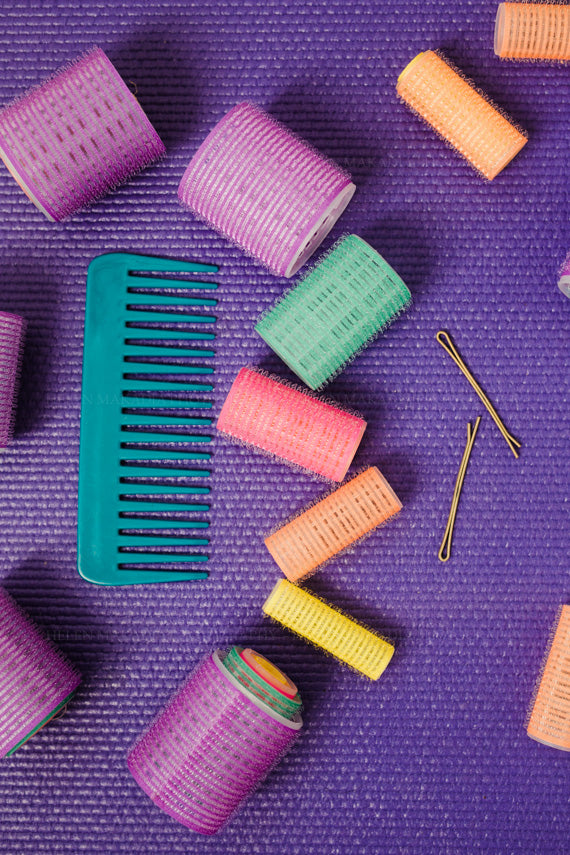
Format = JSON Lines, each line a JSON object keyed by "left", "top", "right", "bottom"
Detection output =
{"left": 127, "top": 648, "right": 303, "bottom": 835}
{"left": 0, "top": 587, "right": 81, "bottom": 758}
{"left": 558, "top": 252, "right": 570, "bottom": 298}
{"left": 178, "top": 102, "right": 356, "bottom": 277}
{"left": 0, "top": 311, "right": 26, "bottom": 449}
{"left": 0, "top": 47, "right": 165, "bottom": 221}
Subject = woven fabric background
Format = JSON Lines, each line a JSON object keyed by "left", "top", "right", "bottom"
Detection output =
{"left": 0, "top": 1, "right": 568, "bottom": 853}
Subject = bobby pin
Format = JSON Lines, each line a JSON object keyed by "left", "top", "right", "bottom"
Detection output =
{"left": 438, "top": 416, "right": 481, "bottom": 562}
{"left": 436, "top": 330, "right": 521, "bottom": 459}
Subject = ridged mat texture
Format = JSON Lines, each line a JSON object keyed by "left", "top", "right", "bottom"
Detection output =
{"left": 0, "top": 1, "right": 567, "bottom": 853}
{"left": 255, "top": 234, "right": 412, "bottom": 390}
{"left": 495, "top": 3, "right": 570, "bottom": 61}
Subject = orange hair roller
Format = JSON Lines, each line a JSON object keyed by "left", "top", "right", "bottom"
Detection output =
{"left": 397, "top": 50, "right": 527, "bottom": 180}
{"left": 265, "top": 467, "right": 401, "bottom": 582}
{"left": 495, "top": 3, "right": 570, "bottom": 61}
{"left": 527, "top": 605, "right": 570, "bottom": 752}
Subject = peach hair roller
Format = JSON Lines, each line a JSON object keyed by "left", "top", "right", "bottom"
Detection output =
{"left": 527, "top": 605, "right": 570, "bottom": 752}
{"left": 397, "top": 50, "right": 527, "bottom": 180}
{"left": 495, "top": 3, "right": 570, "bottom": 61}
{"left": 265, "top": 466, "right": 402, "bottom": 582}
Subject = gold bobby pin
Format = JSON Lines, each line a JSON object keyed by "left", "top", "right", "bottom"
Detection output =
{"left": 438, "top": 416, "right": 481, "bottom": 562}
{"left": 436, "top": 330, "right": 521, "bottom": 459}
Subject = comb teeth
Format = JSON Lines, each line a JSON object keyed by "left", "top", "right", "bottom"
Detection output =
{"left": 216, "top": 367, "right": 366, "bottom": 481}
{"left": 397, "top": 50, "right": 527, "bottom": 180}
{"left": 78, "top": 253, "right": 219, "bottom": 585}
{"left": 263, "top": 579, "right": 394, "bottom": 680}
{"left": 0, "top": 588, "right": 81, "bottom": 758}
{"left": 178, "top": 102, "right": 356, "bottom": 278}
{"left": 527, "top": 605, "right": 570, "bottom": 752}
{"left": 265, "top": 467, "right": 402, "bottom": 582}
{"left": 127, "top": 650, "right": 302, "bottom": 835}
{"left": 256, "top": 235, "right": 412, "bottom": 390}
{"left": 495, "top": 3, "right": 570, "bottom": 61}
{"left": 0, "top": 311, "right": 26, "bottom": 449}
{"left": 0, "top": 47, "right": 165, "bottom": 221}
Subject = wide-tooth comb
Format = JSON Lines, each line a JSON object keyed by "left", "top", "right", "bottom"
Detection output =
{"left": 216, "top": 367, "right": 366, "bottom": 481}
{"left": 0, "top": 587, "right": 81, "bottom": 758}
{"left": 495, "top": 4, "right": 570, "bottom": 61}
{"left": 397, "top": 50, "right": 527, "bottom": 180}
{"left": 0, "top": 47, "right": 165, "bottom": 221}
{"left": 78, "top": 252, "right": 219, "bottom": 585}
{"left": 265, "top": 467, "right": 402, "bottom": 582}
{"left": 256, "top": 235, "right": 412, "bottom": 390}
{"left": 178, "top": 102, "right": 356, "bottom": 278}
{"left": 127, "top": 650, "right": 302, "bottom": 835}
{"left": 263, "top": 579, "right": 395, "bottom": 680}
{"left": 0, "top": 311, "right": 26, "bottom": 449}
{"left": 527, "top": 605, "right": 570, "bottom": 752}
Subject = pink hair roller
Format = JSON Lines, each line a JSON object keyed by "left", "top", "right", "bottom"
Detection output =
{"left": 0, "top": 587, "right": 81, "bottom": 758}
{"left": 216, "top": 367, "right": 366, "bottom": 481}
{"left": 0, "top": 47, "right": 165, "bottom": 221}
{"left": 178, "top": 102, "right": 356, "bottom": 278}
{"left": 127, "top": 650, "right": 302, "bottom": 835}
{"left": 0, "top": 311, "right": 26, "bottom": 449}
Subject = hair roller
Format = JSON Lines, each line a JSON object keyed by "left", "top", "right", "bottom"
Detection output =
{"left": 217, "top": 367, "right": 366, "bottom": 481}
{"left": 178, "top": 102, "right": 356, "bottom": 278}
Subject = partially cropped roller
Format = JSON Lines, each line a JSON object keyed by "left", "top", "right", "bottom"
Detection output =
{"left": 495, "top": 4, "right": 570, "bottom": 61}
{"left": 527, "top": 605, "right": 570, "bottom": 752}
{"left": 263, "top": 579, "right": 394, "bottom": 680}
{"left": 217, "top": 367, "right": 366, "bottom": 481}
{"left": 397, "top": 50, "right": 527, "bottom": 180}
{"left": 558, "top": 252, "right": 570, "bottom": 298}
{"left": 256, "top": 235, "right": 412, "bottom": 390}
{"left": 0, "top": 47, "right": 165, "bottom": 221}
{"left": 0, "top": 587, "right": 81, "bottom": 758}
{"left": 0, "top": 311, "right": 26, "bottom": 449}
{"left": 265, "top": 467, "right": 402, "bottom": 582}
{"left": 127, "top": 647, "right": 302, "bottom": 835}
{"left": 178, "top": 102, "right": 356, "bottom": 278}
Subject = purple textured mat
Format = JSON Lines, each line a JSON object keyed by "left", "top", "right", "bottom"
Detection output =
{"left": 0, "top": 1, "right": 568, "bottom": 853}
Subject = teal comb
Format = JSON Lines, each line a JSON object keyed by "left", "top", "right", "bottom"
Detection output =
{"left": 78, "top": 253, "right": 219, "bottom": 586}
{"left": 255, "top": 235, "right": 412, "bottom": 390}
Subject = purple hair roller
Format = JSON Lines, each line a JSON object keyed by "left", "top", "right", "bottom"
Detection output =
{"left": 0, "top": 587, "right": 81, "bottom": 758}
{"left": 127, "top": 650, "right": 303, "bottom": 835}
{"left": 178, "top": 102, "right": 356, "bottom": 277}
{"left": 0, "top": 311, "right": 26, "bottom": 449}
{"left": 0, "top": 47, "right": 165, "bottom": 221}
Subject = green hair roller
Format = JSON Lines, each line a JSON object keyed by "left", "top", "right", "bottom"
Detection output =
{"left": 255, "top": 235, "right": 411, "bottom": 390}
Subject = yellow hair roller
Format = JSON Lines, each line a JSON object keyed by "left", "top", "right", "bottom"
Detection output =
{"left": 262, "top": 579, "right": 394, "bottom": 680}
